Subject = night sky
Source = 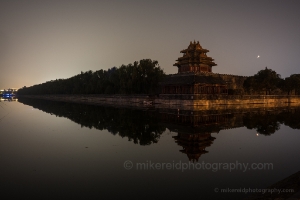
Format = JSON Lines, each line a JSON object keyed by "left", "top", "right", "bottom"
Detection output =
{"left": 1, "top": 0, "right": 300, "bottom": 89}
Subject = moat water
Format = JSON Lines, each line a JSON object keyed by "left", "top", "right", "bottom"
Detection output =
{"left": 1, "top": 97, "right": 300, "bottom": 199}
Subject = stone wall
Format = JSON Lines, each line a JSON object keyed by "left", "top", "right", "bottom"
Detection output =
{"left": 20, "top": 94, "right": 153, "bottom": 108}
{"left": 166, "top": 72, "right": 248, "bottom": 93}
{"left": 156, "top": 94, "right": 300, "bottom": 106}
{"left": 20, "top": 94, "right": 300, "bottom": 108}
{"left": 211, "top": 73, "right": 248, "bottom": 90}
{"left": 198, "top": 72, "right": 248, "bottom": 92}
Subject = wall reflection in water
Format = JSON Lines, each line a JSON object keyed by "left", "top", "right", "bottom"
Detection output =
{"left": 18, "top": 97, "right": 300, "bottom": 161}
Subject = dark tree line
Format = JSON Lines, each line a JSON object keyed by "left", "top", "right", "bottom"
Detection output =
{"left": 18, "top": 59, "right": 165, "bottom": 95}
{"left": 243, "top": 67, "right": 300, "bottom": 95}
{"left": 281, "top": 74, "right": 300, "bottom": 95}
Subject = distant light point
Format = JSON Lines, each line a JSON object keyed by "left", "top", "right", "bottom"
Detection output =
{"left": 257, "top": 55, "right": 260, "bottom": 58}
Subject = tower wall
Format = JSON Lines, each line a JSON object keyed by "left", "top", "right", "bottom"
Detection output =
{"left": 209, "top": 73, "right": 248, "bottom": 90}
{"left": 170, "top": 72, "right": 248, "bottom": 94}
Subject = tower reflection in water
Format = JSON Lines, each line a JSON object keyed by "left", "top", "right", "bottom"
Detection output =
{"left": 18, "top": 97, "right": 300, "bottom": 161}
{"left": 160, "top": 109, "right": 242, "bottom": 162}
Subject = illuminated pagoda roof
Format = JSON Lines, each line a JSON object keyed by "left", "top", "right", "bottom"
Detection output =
{"left": 173, "top": 41, "right": 217, "bottom": 73}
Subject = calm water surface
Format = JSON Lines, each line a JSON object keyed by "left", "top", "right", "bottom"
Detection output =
{"left": 1, "top": 98, "right": 300, "bottom": 199}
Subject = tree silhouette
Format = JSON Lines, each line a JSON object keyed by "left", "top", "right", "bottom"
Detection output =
{"left": 282, "top": 74, "right": 300, "bottom": 95}
{"left": 243, "top": 67, "right": 282, "bottom": 95}
{"left": 17, "top": 59, "right": 165, "bottom": 95}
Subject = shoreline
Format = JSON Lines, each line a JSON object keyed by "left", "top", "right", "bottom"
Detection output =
{"left": 17, "top": 94, "right": 300, "bottom": 110}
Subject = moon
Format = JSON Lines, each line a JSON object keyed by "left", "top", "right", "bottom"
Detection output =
{"left": 257, "top": 55, "right": 260, "bottom": 58}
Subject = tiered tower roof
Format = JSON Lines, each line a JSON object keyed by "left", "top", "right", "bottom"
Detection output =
{"left": 173, "top": 41, "right": 217, "bottom": 73}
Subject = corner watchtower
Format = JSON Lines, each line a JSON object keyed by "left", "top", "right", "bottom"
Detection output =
{"left": 173, "top": 41, "right": 217, "bottom": 73}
